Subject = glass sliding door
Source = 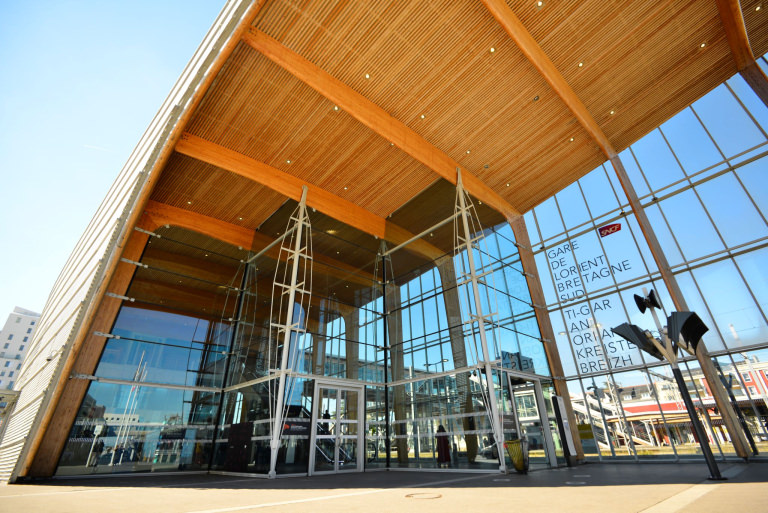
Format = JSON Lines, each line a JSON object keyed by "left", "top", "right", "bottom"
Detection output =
{"left": 309, "top": 382, "right": 364, "bottom": 474}
{"left": 507, "top": 374, "right": 558, "bottom": 469}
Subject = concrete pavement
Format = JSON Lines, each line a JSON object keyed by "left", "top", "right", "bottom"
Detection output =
{"left": 1, "top": 462, "right": 766, "bottom": 513}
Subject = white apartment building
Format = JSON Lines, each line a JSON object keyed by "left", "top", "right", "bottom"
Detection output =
{"left": 0, "top": 307, "right": 40, "bottom": 390}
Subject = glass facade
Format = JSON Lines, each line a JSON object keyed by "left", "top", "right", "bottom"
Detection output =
{"left": 526, "top": 68, "right": 768, "bottom": 461}
{"left": 56, "top": 188, "right": 552, "bottom": 476}
{"left": 54, "top": 65, "right": 768, "bottom": 477}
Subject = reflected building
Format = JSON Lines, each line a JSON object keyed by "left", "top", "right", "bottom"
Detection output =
{"left": 1, "top": 0, "right": 768, "bottom": 482}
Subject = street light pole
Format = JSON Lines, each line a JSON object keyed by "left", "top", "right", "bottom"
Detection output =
{"left": 588, "top": 380, "right": 615, "bottom": 458}
{"left": 611, "top": 289, "right": 725, "bottom": 480}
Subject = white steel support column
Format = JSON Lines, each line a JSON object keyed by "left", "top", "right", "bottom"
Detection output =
{"left": 269, "top": 186, "right": 310, "bottom": 478}
{"left": 455, "top": 170, "right": 505, "bottom": 472}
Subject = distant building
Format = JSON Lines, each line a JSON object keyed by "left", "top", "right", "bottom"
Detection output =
{"left": 0, "top": 307, "right": 40, "bottom": 391}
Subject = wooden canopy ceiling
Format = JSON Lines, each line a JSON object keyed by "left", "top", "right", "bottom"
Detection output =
{"left": 145, "top": 0, "right": 767, "bottom": 280}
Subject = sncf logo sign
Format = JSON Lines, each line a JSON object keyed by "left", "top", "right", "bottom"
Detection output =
{"left": 598, "top": 223, "right": 621, "bottom": 237}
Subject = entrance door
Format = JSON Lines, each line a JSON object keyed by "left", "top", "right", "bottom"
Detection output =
{"left": 308, "top": 383, "right": 364, "bottom": 475}
{"left": 508, "top": 374, "right": 558, "bottom": 468}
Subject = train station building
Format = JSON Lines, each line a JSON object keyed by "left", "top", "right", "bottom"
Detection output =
{"left": 2, "top": 0, "right": 768, "bottom": 482}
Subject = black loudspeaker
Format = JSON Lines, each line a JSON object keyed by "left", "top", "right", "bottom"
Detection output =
{"left": 634, "top": 294, "right": 647, "bottom": 313}
{"left": 648, "top": 289, "right": 662, "bottom": 309}
{"left": 611, "top": 323, "right": 664, "bottom": 361}
{"left": 634, "top": 289, "right": 662, "bottom": 313}
{"left": 667, "top": 311, "right": 708, "bottom": 355}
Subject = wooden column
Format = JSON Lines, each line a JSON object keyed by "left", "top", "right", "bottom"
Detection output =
{"left": 740, "top": 61, "right": 768, "bottom": 108}
{"left": 508, "top": 216, "right": 585, "bottom": 460}
{"left": 344, "top": 311, "right": 359, "bottom": 381}
{"left": 385, "top": 282, "right": 409, "bottom": 464}
{"left": 436, "top": 257, "right": 478, "bottom": 462}
{"left": 25, "top": 226, "right": 152, "bottom": 477}
{"left": 609, "top": 155, "right": 750, "bottom": 459}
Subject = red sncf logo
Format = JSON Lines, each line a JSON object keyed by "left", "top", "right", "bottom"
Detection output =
{"left": 598, "top": 223, "right": 621, "bottom": 237}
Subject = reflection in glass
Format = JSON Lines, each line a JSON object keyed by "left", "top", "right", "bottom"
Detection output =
{"left": 56, "top": 382, "right": 217, "bottom": 476}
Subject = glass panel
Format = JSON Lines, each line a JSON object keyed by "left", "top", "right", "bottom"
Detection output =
{"left": 693, "top": 84, "right": 766, "bottom": 158}
{"left": 657, "top": 189, "right": 724, "bottom": 262}
{"left": 632, "top": 129, "right": 687, "bottom": 191}
{"left": 524, "top": 210, "right": 540, "bottom": 246}
{"left": 314, "top": 386, "right": 337, "bottom": 473}
{"left": 692, "top": 260, "right": 768, "bottom": 349}
{"left": 508, "top": 377, "right": 550, "bottom": 468}
{"left": 611, "top": 369, "right": 677, "bottom": 459}
{"left": 734, "top": 248, "right": 768, "bottom": 323}
{"left": 694, "top": 173, "right": 768, "bottom": 248}
{"left": 314, "top": 386, "right": 361, "bottom": 473}
{"left": 713, "top": 353, "right": 768, "bottom": 454}
{"left": 726, "top": 74, "right": 768, "bottom": 136}
{"left": 99, "top": 306, "right": 228, "bottom": 388}
{"left": 579, "top": 164, "right": 621, "bottom": 218}
{"left": 734, "top": 158, "right": 768, "bottom": 218}
{"left": 534, "top": 197, "right": 566, "bottom": 242}
{"left": 555, "top": 182, "right": 591, "bottom": 230}
{"left": 620, "top": 149, "right": 650, "bottom": 197}
{"left": 56, "top": 381, "right": 217, "bottom": 476}
{"left": 680, "top": 360, "right": 736, "bottom": 458}
{"left": 566, "top": 379, "right": 601, "bottom": 459}
{"left": 660, "top": 107, "right": 724, "bottom": 174}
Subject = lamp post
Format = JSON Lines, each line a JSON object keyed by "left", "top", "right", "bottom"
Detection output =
{"left": 587, "top": 380, "right": 615, "bottom": 458}
{"left": 611, "top": 289, "right": 725, "bottom": 480}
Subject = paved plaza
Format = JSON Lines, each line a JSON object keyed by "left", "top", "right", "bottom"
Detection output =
{"left": 1, "top": 462, "right": 766, "bottom": 513}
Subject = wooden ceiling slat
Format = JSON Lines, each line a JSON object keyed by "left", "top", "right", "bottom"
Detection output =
{"left": 158, "top": 0, "right": 767, "bottom": 249}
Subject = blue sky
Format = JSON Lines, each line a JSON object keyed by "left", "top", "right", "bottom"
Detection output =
{"left": 0, "top": 1, "right": 225, "bottom": 319}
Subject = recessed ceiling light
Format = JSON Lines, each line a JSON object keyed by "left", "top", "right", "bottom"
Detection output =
{"left": 537, "top": 0, "right": 544, "bottom": 8}
{"left": 506, "top": 183, "right": 510, "bottom": 187}
{"left": 343, "top": 186, "right": 348, "bottom": 190}
{"left": 389, "top": 142, "right": 394, "bottom": 146}
{"left": 570, "top": 137, "right": 574, "bottom": 142}
{"left": 336, "top": 251, "right": 340, "bottom": 254}
{"left": 466, "top": 150, "right": 471, "bottom": 154}
{"left": 610, "top": 110, "right": 615, "bottom": 115}
{"left": 286, "top": 160, "right": 292, "bottom": 164}
{"left": 365, "top": 73, "right": 370, "bottom": 79}
{"left": 187, "top": 201, "right": 192, "bottom": 205}
{"left": 533, "top": 95, "right": 540, "bottom": 101}
{"left": 478, "top": 201, "right": 483, "bottom": 205}
{"left": 430, "top": 233, "right": 434, "bottom": 237}
{"left": 757, "top": 4, "right": 762, "bottom": 11}
{"left": 420, "top": 114, "right": 426, "bottom": 119}
{"left": 333, "top": 105, "right": 339, "bottom": 111}
{"left": 490, "top": 47, "right": 496, "bottom": 53}
{"left": 205, "top": 254, "right": 208, "bottom": 257}
{"left": 578, "top": 62, "right": 583, "bottom": 68}
{"left": 700, "top": 42, "right": 706, "bottom": 48}
{"left": 238, "top": 217, "right": 243, "bottom": 220}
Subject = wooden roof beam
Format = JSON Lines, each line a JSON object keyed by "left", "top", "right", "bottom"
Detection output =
{"left": 241, "top": 28, "right": 520, "bottom": 220}
{"left": 715, "top": 0, "right": 768, "bottom": 107}
{"left": 716, "top": 0, "right": 755, "bottom": 69}
{"left": 481, "top": 0, "right": 617, "bottom": 159}
{"left": 174, "top": 134, "right": 445, "bottom": 260}
{"left": 143, "top": 200, "right": 378, "bottom": 287}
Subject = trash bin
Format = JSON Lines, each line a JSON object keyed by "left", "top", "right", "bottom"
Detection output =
{"left": 504, "top": 438, "right": 529, "bottom": 474}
